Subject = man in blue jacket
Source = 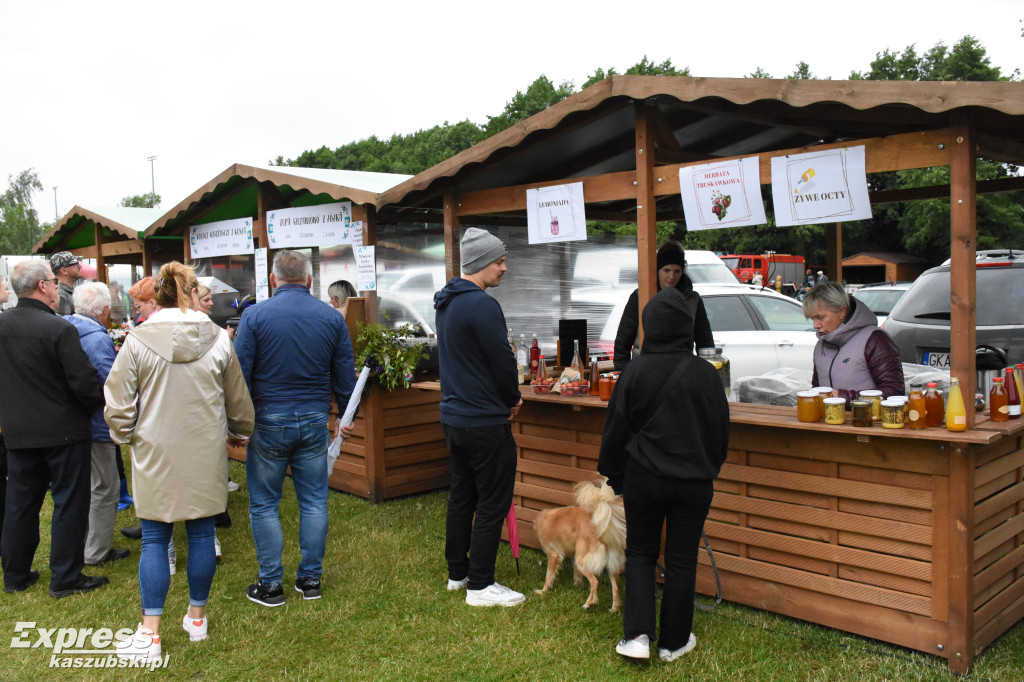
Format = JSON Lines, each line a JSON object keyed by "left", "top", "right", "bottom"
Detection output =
{"left": 234, "top": 250, "right": 355, "bottom": 607}
{"left": 65, "top": 282, "right": 130, "bottom": 567}
{"left": 434, "top": 227, "right": 524, "bottom": 607}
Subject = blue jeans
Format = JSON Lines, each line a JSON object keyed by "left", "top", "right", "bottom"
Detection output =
{"left": 139, "top": 517, "right": 216, "bottom": 616}
{"left": 247, "top": 412, "right": 329, "bottom": 584}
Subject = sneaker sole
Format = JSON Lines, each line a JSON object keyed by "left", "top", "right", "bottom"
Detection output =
{"left": 465, "top": 596, "right": 525, "bottom": 607}
{"left": 616, "top": 644, "right": 650, "bottom": 659}
{"left": 294, "top": 586, "right": 322, "bottom": 600}
{"left": 247, "top": 593, "right": 285, "bottom": 607}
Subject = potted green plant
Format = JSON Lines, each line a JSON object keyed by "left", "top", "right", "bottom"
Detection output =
{"left": 353, "top": 322, "right": 430, "bottom": 392}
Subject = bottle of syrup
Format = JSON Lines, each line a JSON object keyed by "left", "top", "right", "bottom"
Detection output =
{"left": 989, "top": 377, "right": 1009, "bottom": 422}
{"left": 945, "top": 377, "right": 967, "bottom": 432}
{"left": 1006, "top": 366, "right": 1021, "bottom": 419}
{"left": 589, "top": 355, "right": 601, "bottom": 396}
{"left": 924, "top": 382, "right": 945, "bottom": 427}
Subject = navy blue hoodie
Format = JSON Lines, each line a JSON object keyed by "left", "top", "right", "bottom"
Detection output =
{"left": 433, "top": 277, "right": 521, "bottom": 427}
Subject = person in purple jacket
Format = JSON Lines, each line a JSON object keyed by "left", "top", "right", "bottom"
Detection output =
{"left": 433, "top": 228, "right": 524, "bottom": 608}
{"left": 803, "top": 281, "right": 905, "bottom": 405}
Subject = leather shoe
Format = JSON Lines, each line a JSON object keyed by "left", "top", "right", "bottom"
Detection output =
{"left": 120, "top": 524, "right": 142, "bottom": 539}
{"left": 49, "top": 574, "right": 110, "bottom": 599}
{"left": 4, "top": 569, "right": 40, "bottom": 593}
{"left": 86, "top": 548, "right": 130, "bottom": 566}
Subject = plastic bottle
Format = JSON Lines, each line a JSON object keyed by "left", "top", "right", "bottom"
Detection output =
{"left": 924, "top": 382, "right": 945, "bottom": 427}
{"left": 1006, "top": 367, "right": 1021, "bottom": 419}
{"left": 989, "top": 377, "right": 1009, "bottom": 422}
{"left": 906, "top": 384, "right": 926, "bottom": 429}
{"left": 945, "top": 377, "right": 968, "bottom": 432}
{"left": 529, "top": 334, "right": 540, "bottom": 380}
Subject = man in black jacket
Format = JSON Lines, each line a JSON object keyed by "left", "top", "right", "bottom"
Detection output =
{"left": 599, "top": 287, "right": 730, "bottom": 662}
{"left": 0, "top": 259, "right": 109, "bottom": 597}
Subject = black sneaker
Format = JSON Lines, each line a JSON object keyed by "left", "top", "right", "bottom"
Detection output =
{"left": 120, "top": 524, "right": 142, "bottom": 539}
{"left": 246, "top": 580, "right": 285, "bottom": 607}
{"left": 294, "top": 577, "right": 322, "bottom": 600}
{"left": 49, "top": 574, "right": 110, "bottom": 599}
{"left": 4, "top": 569, "right": 40, "bottom": 594}
{"left": 86, "top": 548, "right": 130, "bottom": 566}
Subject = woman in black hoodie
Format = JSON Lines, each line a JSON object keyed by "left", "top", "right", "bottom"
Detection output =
{"left": 612, "top": 241, "right": 713, "bottom": 370}
{"left": 599, "top": 287, "right": 730, "bottom": 662}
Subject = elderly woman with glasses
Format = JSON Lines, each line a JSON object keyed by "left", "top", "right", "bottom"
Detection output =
{"left": 127, "top": 277, "right": 158, "bottom": 324}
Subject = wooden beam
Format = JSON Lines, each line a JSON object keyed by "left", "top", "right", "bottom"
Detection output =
{"left": 94, "top": 221, "right": 106, "bottom": 284}
{"left": 142, "top": 240, "right": 154, "bottom": 277}
{"left": 870, "top": 176, "right": 1024, "bottom": 204}
{"left": 452, "top": 128, "right": 955, "bottom": 217}
{"left": 355, "top": 203, "right": 378, "bottom": 328}
{"left": 949, "top": 114, "right": 978, "bottom": 428}
{"left": 635, "top": 102, "right": 657, "bottom": 348}
{"left": 443, "top": 190, "right": 460, "bottom": 282}
{"left": 975, "top": 133, "right": 1024, "bottom": 165}
{"left": 826, "top": 223, "right": 842, "bottom": 284}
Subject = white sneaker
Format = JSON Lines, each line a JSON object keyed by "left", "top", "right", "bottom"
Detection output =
{"left": 168, "top": 555, "right": 176, "bottom": 575}
{"left": 227, "top": 480, "right": 240, "bottom": 492}
{"left": 446, "top": 577, "right": 468, "bottom": 591}
{"left": 182, "top": 613, "right": 208, "bottom": 641}
{"left": 214, "top": 535, "right": 222, "bottom": 560}
{"left": 659, "top": 633, "right": 697, "bottom": 661}
{"left": 616, "top": 634, "right": 651, "bottom": 659}
{"left": 115, "top": 625, "right": 162, "bottom": 660}
{"left": 465, "top": 582, "right": 525, "bottom": 607}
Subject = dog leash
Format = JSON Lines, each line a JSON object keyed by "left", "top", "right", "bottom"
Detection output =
{"left": 695, "top": 530, "right": 721, "bottom": 612}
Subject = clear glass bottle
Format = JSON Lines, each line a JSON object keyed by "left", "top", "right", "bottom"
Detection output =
{"left": 571, "top": 339, "right": 585, "bottom": 380}
{"left": 1006, "top": 366, "right": 1021, "bottom": 419}
{"left": 945, "top": 377, "right": 967, "bottom": 432}
{"left": 516, "top": 333, "right": 527, "bottom": 381}
{"left": 924, "top": 382, "right": 945, "bottom": 427}
{"left": 588, "top": 355, "right": 601, "bottom": 396}
{"left": 536, "top": 354, "right": 547, "bottom": 381}
{"left": 906, "top": 384, "right": 926, "bottom": 429}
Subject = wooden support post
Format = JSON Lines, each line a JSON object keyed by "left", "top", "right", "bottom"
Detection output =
{"left": 142, "top": 239, "right": 154, "bottom": 278}
{"left": 93, "top": 221, "right": 107, "bottom": 284}
{"left": 949, "top": 114, "right": 978, "bottom": 427}
{"left": 826, "top": 223, "right": 842, "bottom": 284}
{"left": 357, "top": 203, "right": 378, "bottom": 326}
{"left": 443, "top": 190, "right": 460, "bottom": 282}
{"left": 946, "top": 443, "right": 975, "bottom": 673}
{"left": 635, "top": 102, "right": 657, "bottom": 346}
{"left": 183, "top": 225, "right": 192, "bottom": 265}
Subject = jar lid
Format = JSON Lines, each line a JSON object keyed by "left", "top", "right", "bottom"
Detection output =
{"left": 859, "top": 390, "right": 883, "bottom": 397}
{"left": 881, "top": 398, "right": 903, "bottom": 407}
{"left": 817, "top": 386, "right": 833, "bottom": 393}
{"left": 890, "top": 396, "right": 909, "bottom": 403}
{"left": 698, "top": 348, "right": 716, "bottom": 357}
{"left": 823, "top": 397, "right": 846, "bottom": 405}
{"left": 797, "top": 390, "right": 820, "bottom": 397}
{"left": 926, "top": 382, "right": 938, "bottom": 387}
{"left": 993, "top": 377, "right": 1004, "bottom": 383}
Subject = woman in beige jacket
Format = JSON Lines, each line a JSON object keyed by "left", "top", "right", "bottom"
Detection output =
{"left": 105, "top": 262, "right": 254, "bottom": 661}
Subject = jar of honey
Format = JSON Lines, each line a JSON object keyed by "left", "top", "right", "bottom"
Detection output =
{"left": 907, "top": 384, "right": 926, "bottom": 429}
{"left": 816, "top": 387, "right": 834, "bottom": 420}
{"left": 859, "top": 390, "right": 883, "bottom": 421}
{"left": 881, "top": 398, "right": 905, "bottom": 429}
{"left": 851, "top": 400, "right": 873, "bottom": 427}
{"left": 823, "top": 397, "right": 846, "bottom": 425}
{"left": 797, "top": 390, "right": 820, "bottom": 422}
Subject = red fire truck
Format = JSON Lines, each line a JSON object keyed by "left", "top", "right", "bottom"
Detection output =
{"left": 719, "top": 253, "right": 806, "bottom": 286}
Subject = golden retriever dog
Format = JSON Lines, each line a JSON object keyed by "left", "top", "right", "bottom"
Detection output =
{"left": 533, "top": 478, "right": 626, "bottom": 611}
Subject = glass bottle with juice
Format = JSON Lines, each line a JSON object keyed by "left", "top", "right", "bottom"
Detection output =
{"left": 989, "top": 377, "right": 1009, "bottom": 422}
{"left": 1006, "top": 366, "right": 1021, "bottom": 419}
{"left": 529, "top": 334, "right": 540, "bottom": 380}
{"left": 924, "top": 382, "right": 945, "bottom": 427}
{"left": 906, "top": 383, "right": 926, "bottom": 429}
{"left": 945, "top": 377, "right": 968, "bottom": 432}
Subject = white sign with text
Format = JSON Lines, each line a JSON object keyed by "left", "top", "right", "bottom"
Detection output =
{"left": 267, "top": 201, "right": 353, "bottom": 249}
{"left": 356, "top": 246, "right": 376, "bottom": 291}
{"left": 189, "top": 217, "right": 254, "bottom": 258}
{"left": 526, "top": 182, "right": 587, "bottom": 244}
{"left": 679, "top": 157, "right": 767, "bottom": 231}
{"left": 771, "top": 146, "right": 872, "bottom": 226}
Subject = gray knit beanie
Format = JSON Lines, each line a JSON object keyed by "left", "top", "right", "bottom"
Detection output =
{"left": 461, "top": 227, "right": 507, "bottom": 274}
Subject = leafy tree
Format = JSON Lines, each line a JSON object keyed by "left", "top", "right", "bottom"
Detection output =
{"left": 481, "top": 75, "right": 575, "bottom": 138}
{"left": 0, "top": 169, "right": 44, "bottom": 255}
{"left": 747, "top": 67, "right": 773, "bottom": 79}
{"left": 787, "top": 61, "right": 814, "bottom": 80}
{"left": 120, "top": 193, "right": 161, "bottom": 208}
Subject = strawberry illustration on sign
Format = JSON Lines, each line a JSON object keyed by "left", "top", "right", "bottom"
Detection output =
{"left": 710, "top": 189, "right": 732, "bottom": 221}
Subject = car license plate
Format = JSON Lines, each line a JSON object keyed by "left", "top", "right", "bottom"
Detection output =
{"left": 923, "top": 351, "right": 951, "bottom": 368}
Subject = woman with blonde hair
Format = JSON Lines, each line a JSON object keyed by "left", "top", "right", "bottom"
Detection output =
{"left": 105, "top": 262, "right": 254, "bottom": 661}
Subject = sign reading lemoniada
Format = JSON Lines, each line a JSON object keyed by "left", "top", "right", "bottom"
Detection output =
{"left": 771, "top": 146, "right": 872, "bottom": 226}
{"left": 526, "top": 182, "right": 587, "bottom": 244}
{"left": 679, "top": 157, "right": 766, "bottom": 231}
{"left": 190, "top": 217, "right": 254, "bottom": 258}
{"left": 267, "top": 201, "right": 353, "bottom": 249}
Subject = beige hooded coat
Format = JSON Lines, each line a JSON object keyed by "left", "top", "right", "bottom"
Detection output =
{"left": 104, "top": 307, "right": 254, "bottom": 522}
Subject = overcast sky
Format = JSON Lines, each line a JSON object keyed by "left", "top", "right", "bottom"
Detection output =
{"left": 1, "top": 0, "right": 1021, "bottom": 226}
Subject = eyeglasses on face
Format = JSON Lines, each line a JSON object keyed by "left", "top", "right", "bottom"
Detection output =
{"left": 41, "top": 278, "right": 59, "bottom": 286}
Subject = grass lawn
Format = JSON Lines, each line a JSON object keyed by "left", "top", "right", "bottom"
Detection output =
{"left": 3, "top": 459, "right": 1024, "bottom": 681}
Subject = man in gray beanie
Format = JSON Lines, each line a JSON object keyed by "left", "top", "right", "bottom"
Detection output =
{"left": 432, "top": 227, "right": 524, "bottom": 607}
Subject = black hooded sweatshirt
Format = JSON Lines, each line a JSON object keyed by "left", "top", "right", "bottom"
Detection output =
{"left": 598, "top": 287, "right": 730, "bottom": 494}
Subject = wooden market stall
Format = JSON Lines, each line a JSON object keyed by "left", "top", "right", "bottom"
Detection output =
{"left": 148, "top": 163, "right": 449, "bottom": 502}
{"left": 31, "top": 205, "right": 172, "bottom": 281}
{"left": 382, "top": 75, "right": 1024, "bottom": 672}
{"left": 842, "top": 251, "right": 932, "bottom": 284}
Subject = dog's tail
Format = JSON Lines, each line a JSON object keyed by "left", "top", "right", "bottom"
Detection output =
{"left": 574, "top": 479, "right": 627, "bottom": 551}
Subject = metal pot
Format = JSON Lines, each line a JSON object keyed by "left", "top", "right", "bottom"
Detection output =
{"left": 976, "top": 345, "right": 1008, "bottom": 409}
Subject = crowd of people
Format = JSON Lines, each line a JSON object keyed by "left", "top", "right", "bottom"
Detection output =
{"left": 0, "top": 238, "right": 905, "bottom": 665}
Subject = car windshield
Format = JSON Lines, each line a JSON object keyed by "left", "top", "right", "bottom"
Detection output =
{"left": 688, "top": 264, "right": 740, "bottom": 284}
{"left": 853, "top": 289, "right": 907, "bottom": 316}
{"left": 747, "top": 296, "right": 816, "bottom": 331}
{"left": 891, "top": 267, "right": 1024, "bottom": 326}
{"left": 720, "top": 257, "right": 739, "bottom": 269}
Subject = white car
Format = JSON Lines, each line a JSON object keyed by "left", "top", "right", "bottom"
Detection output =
{"left": 851, "top": 282, "right": 913, "bottom": 327}
{"left": 598, "top": 284, "right": 818, "bottom": 388}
